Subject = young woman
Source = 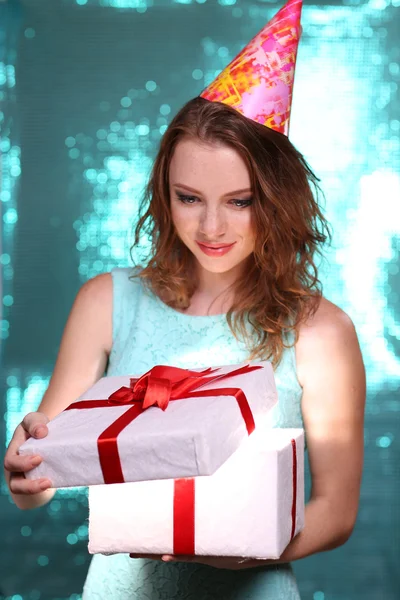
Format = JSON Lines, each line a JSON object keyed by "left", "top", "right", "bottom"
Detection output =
{"left": 4, "top": 96, "right": 365, "bottom": 599}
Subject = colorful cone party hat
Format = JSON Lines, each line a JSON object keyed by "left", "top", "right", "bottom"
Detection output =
{"left": 200, "top": 0, "right": 302, "bottom": 135}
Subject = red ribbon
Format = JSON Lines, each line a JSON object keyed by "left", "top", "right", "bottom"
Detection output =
{"left": 290, "top": 438, "right": 297, "bottom": 541}
{"left": 172, "top": 437, "right": 298, "bottom": 555}
{"left": 173, "top": 479, "right": 195, "bottom": 555}
{"left": 65, "top": 363, "right": 262, "bottom": 484}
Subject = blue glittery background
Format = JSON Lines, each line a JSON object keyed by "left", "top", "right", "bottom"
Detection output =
{"left": 0, "top": 0, "right": 399, "bottom": 598}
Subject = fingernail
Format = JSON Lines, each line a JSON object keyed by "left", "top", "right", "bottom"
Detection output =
{"left": 31, "top": 456, "right": 41, "bottom": 466}
{"left": 39, "top": 479, "right": 50, "bottom": 490}
{"left": 33, "top": 426, "right": 46, "bottom": 437}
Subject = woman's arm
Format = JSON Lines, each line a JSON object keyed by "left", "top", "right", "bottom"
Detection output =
{"left": 36, "top": 273, "right": 113, "bottom": 420}
{"left": 281, "top": 298, "right": 366, "bottom": 561}
{"left": 158, "top": 298, "right": 366, "bottom": 569}
{"left": 4, "top": 273, "right": 113, "bottom": 510}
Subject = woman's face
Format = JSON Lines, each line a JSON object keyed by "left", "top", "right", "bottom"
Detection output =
{"left": 169, "top": 138, "right": 256, "bottom": 277}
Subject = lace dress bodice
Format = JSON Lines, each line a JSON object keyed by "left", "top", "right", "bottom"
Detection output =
{"left": 82, "top": 267, "right": 304, "bottom": 600}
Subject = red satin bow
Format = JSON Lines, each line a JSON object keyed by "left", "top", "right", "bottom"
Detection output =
{"left": 107, "top": 365, "right": 219, "bottom": 411}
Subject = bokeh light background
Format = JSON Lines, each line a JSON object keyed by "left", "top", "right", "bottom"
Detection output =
{"left": 0, "top": 0, "right": 399, "bottom": 598}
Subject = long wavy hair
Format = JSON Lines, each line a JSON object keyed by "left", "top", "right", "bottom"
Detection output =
{"left": 132, "top": 97, "right": 330, "bottom": 366}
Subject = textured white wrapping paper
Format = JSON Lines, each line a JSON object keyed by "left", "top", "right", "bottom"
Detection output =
{"left": 20, "top": 361, "right": 277, "bottom": 488}
{"left": 88, "top": 428, "right": 305, "bottom": 560}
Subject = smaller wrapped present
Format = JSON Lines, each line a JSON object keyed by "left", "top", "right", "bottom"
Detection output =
{"left": 88, "top": 428, "right": 304, "bottom": 560}
{"left": 20, "top": 361, "right": 278, "bottom": 488}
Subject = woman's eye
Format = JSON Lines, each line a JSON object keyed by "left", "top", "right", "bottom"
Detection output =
{"left": 175, "top": 194, "right": 252, "bottom": 208}
{"left": 176, "top": 194, "right": 198, "bottom": 204}
{"left": 230, "top": 198, "right": 253, "bottom": 208}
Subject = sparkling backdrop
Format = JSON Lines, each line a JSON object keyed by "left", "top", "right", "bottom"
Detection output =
{"left": 0, "top": 0, "right": 399, "bottom": 599}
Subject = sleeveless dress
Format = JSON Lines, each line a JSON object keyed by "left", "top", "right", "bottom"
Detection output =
{"left": 83, "top": 267, "right": 304, "bottom": 600}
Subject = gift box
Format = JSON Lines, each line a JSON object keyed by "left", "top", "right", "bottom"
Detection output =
{"left": 20, "top": 361, "right": 278, "bottom": 488}
{"left": 88, "top": 427, "right": 304, "bottom": 560}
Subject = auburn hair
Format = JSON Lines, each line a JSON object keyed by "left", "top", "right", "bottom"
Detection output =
{"left": 132, "top": 97, "right": 330, "bottom": 366}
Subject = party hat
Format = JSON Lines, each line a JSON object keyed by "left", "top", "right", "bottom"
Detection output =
{"left": 200, "top": 0, "right": 302, "bottom": 135}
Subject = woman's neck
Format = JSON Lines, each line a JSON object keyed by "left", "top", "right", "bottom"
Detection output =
{"left": 195, "top": 268, "right": 237, "bottom": 296}
{"left": 184, "top": 264, "right": 242, "bottom": 316}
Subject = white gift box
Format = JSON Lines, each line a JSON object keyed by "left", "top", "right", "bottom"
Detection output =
{"left": 89, "top": 428, "right": 304, "bottom": 560}
{"left": 20, "top": 361, "right": 278, "bottom": 488}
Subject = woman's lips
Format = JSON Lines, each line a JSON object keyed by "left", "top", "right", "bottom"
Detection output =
{"left": 196, "top": 241, "right": 236, "bottom": 257}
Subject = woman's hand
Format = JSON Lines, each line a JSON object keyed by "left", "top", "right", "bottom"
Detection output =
{"left": 129, "top": 553, "right": 257, "bottom": 570}
{"left": 4, "top": 412, "right": 53, "bottom": 496}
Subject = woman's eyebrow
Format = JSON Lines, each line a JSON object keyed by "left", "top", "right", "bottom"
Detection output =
{"left": 172, "top": 183, "right": 252, "bottom": 197}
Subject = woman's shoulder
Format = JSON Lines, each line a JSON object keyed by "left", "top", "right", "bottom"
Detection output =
{"left": 295, "top": 297, "right": 361, "bottom": 387}
{"left": 77, "top": 271, "right": 113, "bottom": 304}
{"left": 298, "top": 297, "right": 355, "bottom": 339}
{"left": 75, "top": 267, "right": 143, "bottom": 318}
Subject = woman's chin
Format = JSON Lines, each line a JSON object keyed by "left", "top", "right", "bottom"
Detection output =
{"left": 194, "top": 256, "right": 241, "bottom": 275}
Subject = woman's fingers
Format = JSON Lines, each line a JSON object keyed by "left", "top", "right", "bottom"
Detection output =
{"left": 4, "top": 413, "right": 53, "bottom": 497}
{"left": 4, "top": 419, "right": 42, "bottom": 471}
{"left": 4, "top": 412, "right": 49, "bottom": 473}
{"left": 8, "top": 471, "right": 52, "bottom": 495}
{"left": 21, "top": 412, "right": 49, "bottom": 438}
{"left": 4, "top": 425, "right": 32, "bottom": 471}
{"left": 129, "top": 554, "right": 164, "bottom": 560}
{"left": 4, "top": 446, "right": 42, "bottom": 474}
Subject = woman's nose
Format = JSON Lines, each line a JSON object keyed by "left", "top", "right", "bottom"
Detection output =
{"left": 198, "top": 208, "right": 226, "bottom": 239}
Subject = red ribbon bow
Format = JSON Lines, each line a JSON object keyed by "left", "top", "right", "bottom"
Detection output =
{"left": 107, "top": 365, "right": 220, "bottom": 411}
{"left": 66, "top": 363, "right": 262, "bottom": 484}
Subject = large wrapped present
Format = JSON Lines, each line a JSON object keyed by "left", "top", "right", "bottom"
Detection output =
{"left": 89, "top": 428, "right": 304, "bottom": 560}
{"left": 20, "top": 361, "right": 278, "bottom": 488}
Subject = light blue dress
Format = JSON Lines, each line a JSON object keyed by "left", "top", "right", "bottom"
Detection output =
{"left": 83, "top": 267, "right": 304, "bottom": 600}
